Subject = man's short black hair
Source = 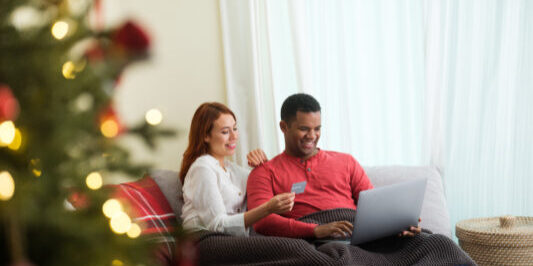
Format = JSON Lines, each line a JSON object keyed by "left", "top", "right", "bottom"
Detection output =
{"left": 280, "top": 93, "right": 321, "bottom": 123}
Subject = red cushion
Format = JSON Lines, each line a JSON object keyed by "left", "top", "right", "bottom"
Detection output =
{"left": 112, "top": 175, "right": 178, "bottom": 265}
{"left": 114, "top": 175, "right": 177, "bottom": 234}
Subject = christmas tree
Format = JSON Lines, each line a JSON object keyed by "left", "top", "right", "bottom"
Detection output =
{"left": 0, "top": 0, "right": 175, "bottom": 265}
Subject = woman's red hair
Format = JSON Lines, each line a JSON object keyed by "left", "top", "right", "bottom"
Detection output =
{"left": 179, "top": 102, "right": 236, "bottom": 184}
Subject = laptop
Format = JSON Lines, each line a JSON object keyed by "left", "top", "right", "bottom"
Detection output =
{"left": 315, "top": 177, "right": 428, "bottom": 246}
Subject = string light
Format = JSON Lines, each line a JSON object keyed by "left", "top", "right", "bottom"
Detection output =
{"left": 51, "top": 20, "right": 69, "bottom": 39}
{"left": 10, "top": 6, "right": 43, "bottom": 31}
{"left": 0, "top": 171, "right": 15, "bottom": 201}
{"left": 110, "top": 212, "right": 132, "bottom": 234}
{"left": 30, "top": 159, "right": 42, "bottom": 177}
{"left": 0, "top": 121, "right": 16, "bottom": 146}
{"left": 32, "top": 169, "right": 42, "bottom": 177}
{"left": 67, "top": 0, "right": 91, "bottom": 17}
{"left": 111, "top": 259, "right": 124, "bottom": 266}
{"left": 62, "top": 61, "right": 76, "bottom": 79}
{"left": 85, "top": 172, "right": 102, "bottom": 190}
{"left": 102, "top": 199, "right": 123, "bottom": 218}
{"left": 145, "top": 108, "right": 163, "bottom": 125}
{"left": 64, "top": 199, "right": 76, "bottom": 211}
{"left": 100, "top": 119, "right": 119, "bottom": 138}
{"left": 126, "top": 223, "right": 142, "bottom": 238}
{"left": 7, "top": 128, "right": 21, "bottom": 150}
{"left": 74, "top": 93, "right": 94, "bottom": 112}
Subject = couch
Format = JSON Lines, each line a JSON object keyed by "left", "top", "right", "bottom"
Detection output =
{"left": 121, "top": 166, "right": 453, "bottom": 265}
{"left": 149, "top": 166, "right": 452, "bottom": 237}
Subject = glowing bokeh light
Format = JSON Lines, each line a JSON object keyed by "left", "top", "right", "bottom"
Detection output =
{"left": 145, "top": 108, "right": 163, "bottom": 125}
{"left": 10, "top": 6, "right": 42, "bottom": 31}
{"left": 30, "top": 159, "right": 41, "bottom": 177}
{"left": 100, "top": 120, "right": 119, "bottom": 138}
{"left": 102, "top": 199, "right": 123, "bottom": 218}
{"left": 7, "top": 128, "right": 22, "bottom": 150}
{"left": 51, "top": 20, "right": 69, "bottom": 39}
{"left": 0, "top": 171, "right": 15, "bottom": 201}
{"left": 110, "top": 212, "right": 132, "bottom": 234}
{"left": 85, "top": 172, "right": 102, "bottom": 190}
{"left": 0, "top": 121, "right": 16, "bottom": 146}
{"left": 32, "top": 169, "right": 42, "bottom": 177}
{"left": 64, "top": 199, "right": 76, "bottom": 211}
{"left": 126, "top": 223, "right": 142, "bottom": 238}
{"left": 62, "top": 61, "right": 76, "bottom": 79}
{"left": 111, "top": 259, "right": 124, "bottom": 266}
{"left": 74, "top": 93, "right": 93, "bottom": 112}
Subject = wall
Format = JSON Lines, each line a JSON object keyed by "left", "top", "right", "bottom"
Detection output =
{"left": 102, "top": 0, "right": 226, "bottom": 172}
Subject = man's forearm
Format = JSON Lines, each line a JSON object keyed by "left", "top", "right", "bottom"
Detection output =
{"left": 253, "top": 213, "right": 317, "bottom": 238}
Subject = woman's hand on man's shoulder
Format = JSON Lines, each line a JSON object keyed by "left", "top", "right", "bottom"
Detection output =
{"left": 247, "top": 149, "right": 268, "bottom": 167}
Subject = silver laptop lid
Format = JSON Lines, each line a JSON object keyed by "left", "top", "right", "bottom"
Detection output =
{"left": 351, "top": 178, "right": 427, "bottom": 245}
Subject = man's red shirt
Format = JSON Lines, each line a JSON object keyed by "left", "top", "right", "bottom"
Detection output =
{"left": 247, "top": 149, "right": 373, "bottom": 238}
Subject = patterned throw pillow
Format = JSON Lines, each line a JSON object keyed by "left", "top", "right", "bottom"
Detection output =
{"left": 113, "top": 175, "right": 178, "bottom": 265}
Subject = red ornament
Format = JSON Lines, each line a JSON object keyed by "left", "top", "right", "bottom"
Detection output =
{"left": 112, "top": 20, "right": 151, "bottom": 54}
{"left": 99, "top": 104, "right": 126, "bottom": 137}
{"left": 67, "top": 190, "right": 90, "bottom": 210}
{"left": 0, "top": 84, "right": 20, "bottom": 121}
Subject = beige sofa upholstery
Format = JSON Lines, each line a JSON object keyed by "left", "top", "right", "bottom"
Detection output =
{"left": 150, "top": 165, "right": 452, "bottom": 238}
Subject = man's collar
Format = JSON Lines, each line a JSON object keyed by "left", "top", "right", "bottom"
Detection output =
{"left": 282, "top": 148, "right": 321, "bottom": 163}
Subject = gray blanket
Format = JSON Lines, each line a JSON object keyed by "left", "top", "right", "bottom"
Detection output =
{"left": 195, "top": 208, "right": 475, "bottom": 265}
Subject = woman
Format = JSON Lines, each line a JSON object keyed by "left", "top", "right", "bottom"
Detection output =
{"left": 180, "top": 102, "right": 295, "bottom": 236}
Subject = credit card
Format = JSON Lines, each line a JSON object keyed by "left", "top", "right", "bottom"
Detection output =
{"left": 291, "top": 181, "right": 307, "bottom": 194}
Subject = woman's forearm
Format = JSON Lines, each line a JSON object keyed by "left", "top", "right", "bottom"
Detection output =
{"left": 243, "top": 201, "right": 271, "bottom": 228}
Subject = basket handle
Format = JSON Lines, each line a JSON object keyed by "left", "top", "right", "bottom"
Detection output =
{"left": 499, "top": 215, "right": 516, "bottom": 228}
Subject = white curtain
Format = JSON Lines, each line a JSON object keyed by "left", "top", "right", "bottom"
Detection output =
{"left": 425, "top": 0, "right": 533, "bottom": 236}
{"left": 220, "top": 0, "right": 533, "bottom": 237}
{"left": 220, "top": 0, "right": 425, "bottom": 166}
{"left": 219, "top": 0, "right": 281, "bottom": 166}
{"left": 284, "top": 1, "right": 426, "bottom": 166}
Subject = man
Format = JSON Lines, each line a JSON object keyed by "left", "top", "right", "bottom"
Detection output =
{"left": 247, "top": 93, "right": 421, "bottom": 239}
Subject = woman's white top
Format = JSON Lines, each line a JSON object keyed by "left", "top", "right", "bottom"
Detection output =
{"left": 181, "top": 154, "right": 250, "bottom": 236}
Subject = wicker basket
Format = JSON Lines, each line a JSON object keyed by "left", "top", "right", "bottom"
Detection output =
{"left": 456, "top": 216, "right": 533, "bottom": 265}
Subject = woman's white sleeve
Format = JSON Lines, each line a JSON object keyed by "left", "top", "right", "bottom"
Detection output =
{"left": 187, "top": 166, "right": 248, "bottom": 236}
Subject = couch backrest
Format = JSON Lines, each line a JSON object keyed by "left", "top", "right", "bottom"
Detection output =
{"left": 149, "top": 169, "right": 184, "bottom": 222}
{"left": 364, "top": 166, "right": 451, "bottom": 237}
{"left": 150, "top": 166, "right": 451, "bottom": 238}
